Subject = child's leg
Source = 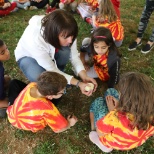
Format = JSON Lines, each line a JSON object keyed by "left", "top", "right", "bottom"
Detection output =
{"left": 70, "top": 1, "right": 77, "bottom": 12}
{"left": 90, "top": 112, "right": 95, "bottom": 130}
{"left": 89, "top": 131, "right": 113, "bottom": 153}
{"left": 8, "top": 79, "right": 27, "bottom": 105}
{"left": 59, "top": 2, "right": 65, "bottom": 10}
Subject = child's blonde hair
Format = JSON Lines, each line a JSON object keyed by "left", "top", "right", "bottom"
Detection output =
{"left": 98, "top": 0, "right": 117, "bottom": 22}
{"left": 116, "top": 72, "right": 154, "bottom": 130}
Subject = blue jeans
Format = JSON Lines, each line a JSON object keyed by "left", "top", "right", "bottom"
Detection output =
{"left": 17, "top": 46, "right": 70, "bottom": 82}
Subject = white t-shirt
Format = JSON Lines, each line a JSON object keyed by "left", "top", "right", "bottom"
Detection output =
{"left": 15, "top": 15, "right": 85, "bottom": 84}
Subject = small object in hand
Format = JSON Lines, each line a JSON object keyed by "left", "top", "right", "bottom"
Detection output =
{"left": 85, "top": 83, "right": 94, "bottom": 91}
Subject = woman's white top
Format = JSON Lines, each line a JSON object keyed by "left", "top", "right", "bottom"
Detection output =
{"left": 14, "top": 15, "right": 85, "bottom": 84}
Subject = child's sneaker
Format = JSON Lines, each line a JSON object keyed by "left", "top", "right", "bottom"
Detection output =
{"left": 29, "top": 6, "right": 38, "bottom": 10}
{"left": 11, "top": 7, "right": 18, "bottom": 12}
{"left": 141, "top": 43, "right": 154, "bottom": 54}
{"left": 128, "top": 41, "right": 142, "bottom": 51}
{"left": 24, "top": 6, "right": 28, "bottom": 10}
{"left": 84, "top": 17, "right": 92, "bottom": 24}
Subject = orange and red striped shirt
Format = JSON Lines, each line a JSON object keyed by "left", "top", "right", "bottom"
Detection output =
{"left": 7, "top": 83, "right": 68, "bottom": 132}
{"left": 97, "top": 110, "right": 154, "bottom": 150}
{"left": 93, "top": 52, "right": 110, "bottom": 81}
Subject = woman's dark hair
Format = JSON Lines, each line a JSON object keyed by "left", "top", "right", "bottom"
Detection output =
{"left": 116, "top": 72, "right": 154, "bottom": 130}
{"left": 90, "top": 27, "right": 121, "bottom": 56}
{"left": 41, "top": 9, "right": 78, "bottom": 49}
{"left": 0, "top": 39, "right": 4, "bottom": 47}
{"left": 37, "top": 71, "right": 67, "bottom": 96}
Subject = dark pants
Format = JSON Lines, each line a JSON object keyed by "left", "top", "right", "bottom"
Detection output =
{"left": 31, "top": 0, "right": 49, "bottom": 8}
{"left": 8, "top": 79, "right": 27, "bottom": 105}
{"left": 137, "top": 0, "right": 154, "bottom": 42}
{"left": 8, "top": 79, "right": 61, "bottom": 106}
{"left": 50, "top": 0, "right": 60, "bottom": 8}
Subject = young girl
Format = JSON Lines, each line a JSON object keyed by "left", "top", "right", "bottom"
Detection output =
{"left": 13, "top": 0, "right": 30, "bottom": 10}
{"left": 80, "top": 27, "right": 121, "bottom": 88}
{"left": 0, "top": 0, "right": 17, "bottom": 16}
{"left": 89, "top": 72, "right": 154, "bottom": 152}
{"left": 85, "top": 0, "right": 123, "bottom": 47}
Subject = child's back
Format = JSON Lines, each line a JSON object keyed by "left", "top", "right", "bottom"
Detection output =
{"left": 89, "top": 72, "right": 154, "bottom": 152}
{"left": 7, "top": 71, "right": 78, "bottom": 133}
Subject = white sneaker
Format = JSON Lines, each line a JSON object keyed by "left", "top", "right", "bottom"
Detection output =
{"left": 24, "top": 6, "right": 28, "bottom": 10}
{"left": 29, "top": 6, "right": 38, "bottom": 10}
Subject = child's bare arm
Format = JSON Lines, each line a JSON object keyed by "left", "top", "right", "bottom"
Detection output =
{"left": 54, "top": 115, "right": 78, "bottom": 133}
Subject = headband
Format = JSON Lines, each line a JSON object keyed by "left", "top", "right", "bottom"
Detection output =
{"left": 94, "top": 36, "right": 106, "bottom": 39}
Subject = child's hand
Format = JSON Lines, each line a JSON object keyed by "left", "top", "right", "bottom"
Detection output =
{"left": 106, "top": 95, "right": 118, "bottom": 111}
{"left": 3, "top": 2, "right": 11, "bottom": 9}
{"left": 67, "top": 115, "right": 78, "bottom": 127}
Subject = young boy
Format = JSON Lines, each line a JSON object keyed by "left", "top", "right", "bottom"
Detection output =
{"left": 0, "top": 39, "right": 11, "bottom": 118}
{"left": 7, "top": 71, "right": 78, "bottom": 133}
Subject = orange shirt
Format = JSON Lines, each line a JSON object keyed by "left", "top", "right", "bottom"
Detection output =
{"left": 7, "top": 83, "right": 68, "bottom": 132}
{"left": 97, "top": 110, "right": 154, "bottom": 150}
{"left": 94, "top": 19, "right": 124, "bottom": 41}
{"left": 93, "top": 52, "right": 109, "bottom": 81}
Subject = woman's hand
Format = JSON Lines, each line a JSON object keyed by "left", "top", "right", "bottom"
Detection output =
{"left": 81, "top": 75, "right": 97, "bottom": 92}
{"left": 78, "top": 81, "right": 95, "bottom": 96}
{"left": 106, "top": 95, "right": 118, "bottom": 111}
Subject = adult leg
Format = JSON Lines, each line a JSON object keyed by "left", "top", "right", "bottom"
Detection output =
{"left": 17, "top": 57, "right": 46, "bottom": 82}
{"left": 54, "top": 46, "right": 71, "bottom": 71}
{"left": 8, "top": 79, "right": 27, "bottom": 105}
{"left": 136, "top": 0, "right": 154, "bottom": 42}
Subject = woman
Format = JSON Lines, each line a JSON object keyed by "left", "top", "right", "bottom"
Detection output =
{"left": 14, "top": 9, "right": 97, "bottom": 96}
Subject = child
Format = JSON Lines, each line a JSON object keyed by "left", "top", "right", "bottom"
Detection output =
{"left": 59, "top": 0, "right": 77, "bottom": 13}
{"left": 89, "top": 72, "right": 154, "bottom": 152}
{"left": 85, "top": 0, "right": 124, "bottom": 47}
{"left": 13, "top": 0, "right": 30, "bottom": 10}
{"left": 0, "top": 39, "right": 11, "bottom": 118}
{"left": 45, "top": 0, "right": 59, "bottom": 14}
{"left": 0, "top": 0, "right": 17, "bottom": 16}
{"left": 29, "top": 0, "right": 49, "bottom": 10}
{"left": 7, "top": 71, "right": 78, "bottom": 133}
{"left": 128, "top": 0, "right": 154, "bottom": 53}
{"left": 80, "top": 27, "right": 121, "bottom": 88}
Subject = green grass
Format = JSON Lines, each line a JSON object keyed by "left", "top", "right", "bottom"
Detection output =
{"left": 1, "top": 0, "right": 154, "bottom": 153}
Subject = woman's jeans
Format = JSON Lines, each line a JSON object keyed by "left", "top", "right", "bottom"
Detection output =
{"left": 17, "top": 46, "right": 70, "bottom": 82}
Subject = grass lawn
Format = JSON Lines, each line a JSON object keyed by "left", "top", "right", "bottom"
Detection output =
{"left": 0, "top": 0, "right": 154, "bottom": 153}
